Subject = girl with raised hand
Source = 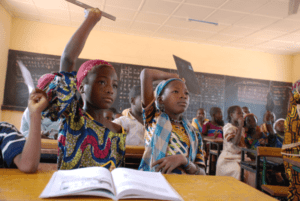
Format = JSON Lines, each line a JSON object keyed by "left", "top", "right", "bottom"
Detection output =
{"left": 139, "top": 69, "right": 205, "bottom": 175}
{"left": 38, "top": 8, "right": 126, "bottom": 170}
{"left": 216, "top": 106, "right": 246, "bottom": 179}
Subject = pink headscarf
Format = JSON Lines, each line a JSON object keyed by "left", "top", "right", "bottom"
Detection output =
{"left": 37, "top": 73, "right": 56, "bottom": 89}
{"left": 76, "top": 60, "right": 113, "bottom": 91}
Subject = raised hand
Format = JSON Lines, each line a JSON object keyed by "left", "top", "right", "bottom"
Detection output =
{"left": 84, "top": 8, "right": 102, "bottom": 23}
{"left": 28, "top": 88, "right": 48, "bottom": 115}
{"left": 237, "top": 117, "right": 244, "bottom": 128}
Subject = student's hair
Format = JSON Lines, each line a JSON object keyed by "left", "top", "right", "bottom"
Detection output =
{"left": 242, "top": 106, "right": 249, "bottom": 111}
{"left": 227, "top": 105, "right": 240, "bottom": 122}
{"left": 197, "top": 108, "right": 206, "bottom": 115}
{"left": 128, "top": 85, "right": 141, "bottom": 103}
{"left": 210, "top": 107, "right": 221, "bottom": 117}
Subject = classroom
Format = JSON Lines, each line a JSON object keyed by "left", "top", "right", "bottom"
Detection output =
{"left": 1, "top": 0, "right": 300, "bottom": 200}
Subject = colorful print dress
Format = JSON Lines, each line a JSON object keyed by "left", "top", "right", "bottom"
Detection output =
{"left": 283, "top": 90, "right": 300, "bottom": 200}
{"left": 142, "top": 100, "right": 205, "bottom": 174}
{"left": 41, "top": 71, "right": 126, "bottom": 170}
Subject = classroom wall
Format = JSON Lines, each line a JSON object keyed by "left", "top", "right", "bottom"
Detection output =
{"left": 2, "top": 17, "right": 295, "bottom": 128}
{"left": 0, "top": 4, "right": 12, "bottom": 122}
{"left": 292, "top": 54, "right": 300, "bottom": 83}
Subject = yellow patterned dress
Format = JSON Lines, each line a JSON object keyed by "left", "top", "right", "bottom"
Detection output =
{"left": 41, "top": 71, "right": 126, "bottom": 171}
{"left": 283, "top": 90, "right": 300, "bottom": 200}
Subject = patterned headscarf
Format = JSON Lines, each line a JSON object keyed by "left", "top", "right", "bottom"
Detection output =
{"left": 76, "top": 59, "right": 113, "bottom": 91}
{"left": 139, "top": 78, "right": 200, "bottom": 172}
{"left": 154, "top": 78, "right": 183, "bottom": 110}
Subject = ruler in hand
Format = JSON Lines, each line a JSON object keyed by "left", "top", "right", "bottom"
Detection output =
{"left": 66, "top": 0, "right": 116, "bottom": 21}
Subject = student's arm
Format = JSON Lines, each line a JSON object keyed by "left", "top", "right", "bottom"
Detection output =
{"left": 60, "top": 8, "right": 102, "bottom": 72}
{"left": 13, "top": 89, "right": 48, "bottom": 173}
{"left": 140, "top": 69, "right": 179, "bottom": 108}
{"left": 231, "top": 118, "right": 244, "bottom": 145}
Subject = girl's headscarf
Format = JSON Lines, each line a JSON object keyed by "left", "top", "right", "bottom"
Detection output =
{"left": 139, "top": 78, "right": 201, "bottom": 172}
{"left": 76, "top": 59, "right": 113, "bottom": 91}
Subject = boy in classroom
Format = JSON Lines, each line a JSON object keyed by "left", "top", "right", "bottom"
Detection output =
{"left": 20, "top": 107, "right": 61, "bottom": 139}
{"left": 113, "top": 85, "right": 145, "bottom": 146}
{"left": 260, "top": 110, "right": 276, "bottom": 133}
{"left": 38, "top": 8, "right": 126, "bottom": 170}
{"left": 242, "top": 106, "right": 251, "bottom": 116}
{"left": 0, "top": 89, "right": 48, "bottom": 172}
{"left": 216, "top": 106, "right": 246, "bottom": 179}
{"left": 191, "top": 108, "right": 209, "bottom": 134}
{"left": 138, "top": 69, "right": 205, "bottom": 175}
{"left": 202, "top": 107, "right": 224, "bottom": 139}
{"left": 100, "top": 108, "right": 115, "bottom": 122}
{"left": 243, "top": 113, "right": 274, "bottom": 150}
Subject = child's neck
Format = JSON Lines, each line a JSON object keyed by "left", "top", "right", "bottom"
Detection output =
{"left": 130, "top": 109, "right": 143, "bottom": 124}
{"left": 167, "top": 112, "right": 182, "bottom": 121}
{"left": 232, "top": 120, "right": 239, "bottom": 127}
{"left": 277, "top": 131, "right": 285, "bottom": 137}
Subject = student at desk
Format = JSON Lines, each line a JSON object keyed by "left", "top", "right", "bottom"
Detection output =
{"left": 216, "top": 106, "right": 246, "bottom": 179}
{"left": 0, "top": 89, "right": 48, "bottom": 172}
{"left": 38, "top": 8, "right": 127, "bottom": 170}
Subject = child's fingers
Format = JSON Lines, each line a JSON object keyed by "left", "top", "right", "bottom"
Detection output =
{"left": 151, "top": 158, "right": 164, "bottom": 167}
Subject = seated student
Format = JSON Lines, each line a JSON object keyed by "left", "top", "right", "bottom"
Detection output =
{"left": 244, "top": 113, "right": 274, "bottom": 150}
{"left": 260, "top": 110, "right": 276, "bottom": 133}
{"left": 139, "top": 69, "right": 205, "bottom": 175}
{"left": 242, "top": 106, "right": 250, "bottom": 116}
{"left": 39, "top": 8, "right": 126, "bottom": 170}
{"left": 101, "top": 108, "right": 115, "bottom": 122}
{"left": 268, "top": 118, "right": 285, "bottom": 148}
{"left": 192, "top": 108, "right": 209, "bottom": 134}
{"left": 202, "top": 107, "right": 224, "bottom": 139}
{"left": 216, "top": 106, "right": 247, "bottom": 179}
{"left": 0, "top": 89, "right": 48, "bottom": 172}
{"left": 113, "top": 85, "right": 145, "bottom": 146}
{"left": 20, "top": 107, "right": 61, "bottom": 139}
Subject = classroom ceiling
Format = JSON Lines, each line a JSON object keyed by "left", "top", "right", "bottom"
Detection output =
{"left": 2, "top": 0, "right": 300, "bottom": 55}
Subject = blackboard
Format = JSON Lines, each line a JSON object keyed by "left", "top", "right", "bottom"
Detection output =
{"left": 2, "top": 50, "right": 292, "bottom": 124}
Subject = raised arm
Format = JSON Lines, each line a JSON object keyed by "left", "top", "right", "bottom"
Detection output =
{"left": 140, "top": 69, "right": 179, "bottom": 108}
{"left": 60, "top": 8, "right": 102, "bottom": 72}
{"left": 13, "top": 89, "right": 48, "bottom": 173}
{"left": 231, "top": 117, "right": 244, "bottom": 145}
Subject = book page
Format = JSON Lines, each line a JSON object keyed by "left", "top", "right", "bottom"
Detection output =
{"left": 111, "top": 168, "right": 182, "bottom": 200}
{"left": 40, "top": 167, "right": 116, "bottom": 198}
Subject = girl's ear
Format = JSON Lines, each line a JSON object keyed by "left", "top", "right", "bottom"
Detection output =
{"left": 79, "top": 84, "right": 85, "bottom": 94}
{"left": 157, "top": 96, "right": 163, "bottom": 105}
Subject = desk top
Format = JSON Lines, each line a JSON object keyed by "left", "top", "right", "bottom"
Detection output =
{"left": 0, "top": 169, "right": 275, "bottom": 201}
{"left": 283, "top": 157, "right": 300, "bottom": 168}
{"left": 203, "top": 137, "right": 223, "bottom": 144}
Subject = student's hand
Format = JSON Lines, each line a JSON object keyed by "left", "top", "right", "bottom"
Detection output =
{"left": 28, "top": 88, "right": 48, "bottom": 115}
{"left": 152, "top": 155, "right": 186, "bottom": 174}
{"left": 84, "top": 8, "right": 102, "bottom": 23}
{"left": 264, "top": 111, "right": 273, "bottom": 123}
{"left": 237, "top": 117, "right": 244, "bottom": 128}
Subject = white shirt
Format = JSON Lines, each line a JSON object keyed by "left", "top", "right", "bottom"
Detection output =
{"left": 113, "top": 110, "right": 145, "bottom": 146}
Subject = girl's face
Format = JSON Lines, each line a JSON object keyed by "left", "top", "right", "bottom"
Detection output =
{"left": 196, "top": 109, "right": 206, "bottom": 119}
{"left": 81, "top": 65, "right": 118, "bottom": 109}
{"left": 231, "top": 107, "right": 243, "bottom": 123}
{"left": 245, "top": 115, "right": 257, "bottom": 129}
{"left": 159, "top": 80, "right": 189, "bottom": 115}
{"left": 275, "top": 120, "right": 285, "bottom": 133}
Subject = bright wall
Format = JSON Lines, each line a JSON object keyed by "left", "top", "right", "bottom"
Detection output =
{"left": 2, "top": 17, "right": 295, "bottom": 128}
{"left": 292, "top": 54, "right": 300, "bottom": 83}
{"left": 0, "top": 4, "right": 12, "bottom": 122}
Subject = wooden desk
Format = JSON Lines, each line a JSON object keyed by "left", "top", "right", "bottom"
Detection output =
{"left": 0, "top": 169, "right": 276, "bottom": 201}
{"left": 203, "top": 137, "right": 223, "bottom": 144}
{"left": 41, "top": 139, "right": 145, "bottom": 157}
{"left": 283, "top": 157, "right": 300, "bottom": 167}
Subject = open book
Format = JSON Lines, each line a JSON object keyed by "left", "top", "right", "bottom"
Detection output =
{"left": 40, "top": 167, "right": 183, "bottom": 201}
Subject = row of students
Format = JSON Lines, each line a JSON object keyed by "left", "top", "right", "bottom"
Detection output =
{"left": 0, "top": 8, "right": 286, "bottom": 177}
